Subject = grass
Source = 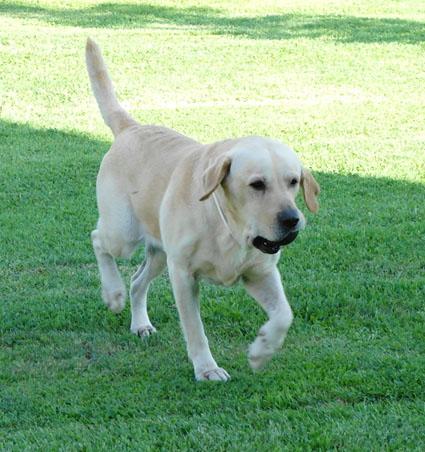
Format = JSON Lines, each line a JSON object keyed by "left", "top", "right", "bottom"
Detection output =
{"left": 1, "top": 0, "right": 424, "bottom": 449}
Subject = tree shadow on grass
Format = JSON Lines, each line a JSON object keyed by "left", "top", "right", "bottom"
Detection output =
{"left": 1, "top": 1, "right": 424, "bottom": 44}
{"left": 1, "top": 117, "right": 424, "bottom": 285}
{"left": 0, "top": 116, "right": 423, "bottom": 343}
{"left": 1, "top": 120, "right": 424, "bottom": 426}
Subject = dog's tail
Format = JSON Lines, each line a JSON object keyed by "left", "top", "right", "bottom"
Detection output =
{"left": 85, "top": 38, "right": 135, "bottom": 137}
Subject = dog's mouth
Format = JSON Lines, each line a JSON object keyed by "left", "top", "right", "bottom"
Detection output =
{"left": 252, "top": 231, "right": 299, "bottom": 254}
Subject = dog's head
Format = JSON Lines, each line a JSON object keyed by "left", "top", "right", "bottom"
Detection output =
{"left": 199, "top": 137, "right": 320, "bottom": 254}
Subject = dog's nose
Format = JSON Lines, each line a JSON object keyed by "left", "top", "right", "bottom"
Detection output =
{"left": 278, "top": 209, "right": 300, "bottom": 230}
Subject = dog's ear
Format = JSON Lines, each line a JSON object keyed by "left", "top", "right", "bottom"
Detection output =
{"left": 199, "top": 154, "right": 231, "bottom": 201}
{"left": 301, "top": 168, "right": 320, "bottom": 213}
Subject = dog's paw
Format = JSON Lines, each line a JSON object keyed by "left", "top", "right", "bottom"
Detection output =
{"left": 248, "top": 321, "right": 287, "bottom": 371}
{"left": 102, "top": 287, "right": 126, "bottom": 314}
{"left": 131, "top": 324, "right": 157, "bottom": 338}
{"left": 196, "top": 367, "right": 231, "bottom": 382}
{"left": 248, "top": 335, "right": 275, "bottom": 371}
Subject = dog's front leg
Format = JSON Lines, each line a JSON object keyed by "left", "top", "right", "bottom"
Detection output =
{"left": 243, "top": 267, "right": 293, "bottom": 370}
{"left": 168, "top": 261, "right": 230, "bottom": 381}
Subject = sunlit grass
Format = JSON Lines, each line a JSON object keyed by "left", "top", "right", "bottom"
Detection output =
{"left": 1, "top": 1, "right": 424, "bottom": 449}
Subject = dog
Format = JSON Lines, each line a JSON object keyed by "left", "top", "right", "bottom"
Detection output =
{"left": 85, "top": 38, "right": 320, "bottom": 381}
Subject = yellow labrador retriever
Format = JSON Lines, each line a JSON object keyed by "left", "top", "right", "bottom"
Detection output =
{"left": 86, "top": 39, "right": 320, "bottom": 381}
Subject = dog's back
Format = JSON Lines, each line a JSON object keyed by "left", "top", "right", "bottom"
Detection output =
{"left": 97, "top": 124, "right": 200, "bottom": 241}
{"left": 86, "top": 38, "right": 202, "bottom": 244}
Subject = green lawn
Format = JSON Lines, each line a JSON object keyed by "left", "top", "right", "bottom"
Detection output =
{"left": 1, "top": 0, "right": 425, "bottom": 449}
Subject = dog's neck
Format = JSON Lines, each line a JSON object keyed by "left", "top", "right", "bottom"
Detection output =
{"left": 212, "top": 191, "right": 243, "bottom": 247}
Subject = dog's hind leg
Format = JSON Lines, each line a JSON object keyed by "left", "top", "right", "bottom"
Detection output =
{"left": 91, "top": 227, "right": 129, "bottom": 314}
{"left": 130, "top": 246, "right": 166, "bottom": 337}
{"left": 92, "top": 169, "right": 144, "bottom": 313}
{"left": 92, "top": 213, "right": 143, "bottom": 315}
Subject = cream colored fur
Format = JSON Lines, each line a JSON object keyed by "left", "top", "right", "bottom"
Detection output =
{"left": 86, "top": 38, "right": 320, "bottom": 381}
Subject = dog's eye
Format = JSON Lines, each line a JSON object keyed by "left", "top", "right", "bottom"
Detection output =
{"left": 290, "top": 178, "right": 298, "bottom": 186}
{"left": 250, "top": 180, "right": 266, "bottom": 191}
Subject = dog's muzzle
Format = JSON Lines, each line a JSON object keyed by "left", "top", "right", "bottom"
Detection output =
{"left": 252, "top": 231, "right": 299, "bottom": 254}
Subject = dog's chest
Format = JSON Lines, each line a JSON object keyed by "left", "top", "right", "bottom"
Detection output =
{"left": 197, "top": 248, "right": 261, "bottom": 286}
{"left": 203, "top": 267, "right": 241, "bottom": 287}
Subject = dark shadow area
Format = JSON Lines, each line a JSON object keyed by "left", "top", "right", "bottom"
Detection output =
{"left": 1, "top": 1, "right": 424, "bottom": 44}
{"left": 1, "top": 117, "right": 424, "bottom": 274}
{"left": 1, "top": 120, "right": 424, "bottom": 424}
{"left": 1, "top": 116, "right": 424, "bottom": 347}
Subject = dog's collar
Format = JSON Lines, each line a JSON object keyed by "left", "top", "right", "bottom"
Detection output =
{"left": 212, "top": 191, "right": 240, "bottom": 245}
